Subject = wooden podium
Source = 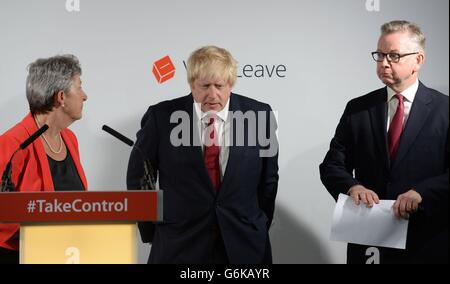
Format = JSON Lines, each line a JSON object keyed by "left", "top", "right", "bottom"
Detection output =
{"left": 0, "top": 190, "right": 163, "bottom": 264}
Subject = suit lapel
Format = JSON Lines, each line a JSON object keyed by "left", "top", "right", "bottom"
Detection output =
{"left": 21, "top": 113, "right": 54, "bottom": 191}
{"left": 220, "top": 94, "right": 242, "bottom": 194}
{"left": 392, "top": 82, "right": 432, "bottom": 170}
{"left": 369, "top": 88, "right": 390, "bottom": 171}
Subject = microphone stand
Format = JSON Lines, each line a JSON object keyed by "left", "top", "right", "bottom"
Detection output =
{"left": 1, "top": 124, "right": 49, "bottom": 192}
{"left": 0, "top": 150, "right": 18, "bottom": 192}
{"left": 101, "top": 125, "right": 157, "bottom": 190}
{"left": 134, "top": 145, "right": 156, "bottom": 191}
{"left": 141, "top": 159, "right": 156, "bottom": 191}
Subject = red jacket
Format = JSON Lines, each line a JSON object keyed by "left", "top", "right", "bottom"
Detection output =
{"left": 0, "top": 113, "right": 88, "bottom": 250}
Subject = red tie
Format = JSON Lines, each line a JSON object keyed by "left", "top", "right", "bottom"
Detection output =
{"left": 204, "top": 116, "right": 221, "bottom": 191}
{"left": 388, "top": 94, "right": 404, "bottom": 161}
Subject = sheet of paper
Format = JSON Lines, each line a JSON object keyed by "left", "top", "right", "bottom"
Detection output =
{"left": 330, "top": 194, "right": 409, "bottom": 249}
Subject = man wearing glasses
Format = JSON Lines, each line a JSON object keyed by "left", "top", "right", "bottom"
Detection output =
{"left": 320, "top": 20, "right": 448, "bottom": 263}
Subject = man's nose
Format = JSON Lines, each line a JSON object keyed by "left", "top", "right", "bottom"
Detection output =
{"left": 381, "top": 56, "right": 391, "bottom": 67}
{"left": 207, "top": 86, "right": 218, "bottom": 96}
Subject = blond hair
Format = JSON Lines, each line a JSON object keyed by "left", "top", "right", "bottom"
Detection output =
{"left": 187, "top": 46, "right": 237, "bottom": 87}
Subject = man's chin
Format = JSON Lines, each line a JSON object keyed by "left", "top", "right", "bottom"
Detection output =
{"left": 380, "top": 78, "right": 394, "bottom": 86}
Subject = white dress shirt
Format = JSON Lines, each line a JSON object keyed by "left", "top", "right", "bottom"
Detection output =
{"left": 194, "top": 99, "right": 231, "bottom": 180}
{"left": 386, "top": 79, "right": 419, "bottom": 131}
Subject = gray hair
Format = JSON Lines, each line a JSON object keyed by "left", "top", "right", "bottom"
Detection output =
{"left": 381, "top": 20, "right": 426, "bottom": 52}
{"left": 26, "top": 54, "right": 82, "bottom": 115}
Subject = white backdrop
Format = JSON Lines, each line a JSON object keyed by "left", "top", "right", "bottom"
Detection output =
{"left": 1, "top": 0, "right": 448, "bottom": 263}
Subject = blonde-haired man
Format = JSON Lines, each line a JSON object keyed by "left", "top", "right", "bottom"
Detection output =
{"left": 127, "top": 46, "right": 279, "bottom": 264}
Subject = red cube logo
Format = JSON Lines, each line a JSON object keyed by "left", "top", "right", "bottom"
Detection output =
{"left": 152, "top": 55, "right": 176, "bottom": 84}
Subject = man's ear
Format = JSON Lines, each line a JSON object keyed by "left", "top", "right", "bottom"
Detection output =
{"left": 413, "top": 52, "right": 425, "bottom": 73}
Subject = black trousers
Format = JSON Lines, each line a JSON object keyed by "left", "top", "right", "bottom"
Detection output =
{"left": 0, "top": 247, "right": 19, "bottom": 264}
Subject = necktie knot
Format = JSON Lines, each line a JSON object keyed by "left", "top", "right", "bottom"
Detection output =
{"left": 204, "top": 115, "right": 218, "bottom": 141}
{"left": 395, "top": 93, "right": 404, "bottom": 104}
{"left": 205, "top": 114, "right": 218, "bottom": 126}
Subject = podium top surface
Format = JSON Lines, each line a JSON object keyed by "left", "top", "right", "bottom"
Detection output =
{"left": 0, "top": 190, "right": 163, "bottom": 223}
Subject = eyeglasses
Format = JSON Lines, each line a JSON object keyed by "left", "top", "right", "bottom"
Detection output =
{"left": 371, "top": 51, "right": 419, "bottom": 63}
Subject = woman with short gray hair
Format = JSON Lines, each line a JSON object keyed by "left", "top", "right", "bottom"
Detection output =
{"left": 0, "top": 54, "right": 88, "bottom": 263}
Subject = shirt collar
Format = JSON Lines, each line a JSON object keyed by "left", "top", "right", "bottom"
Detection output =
{"left": 387, "top": 79, "right": 419, "bottom": 103}
{"left": 193, "top": 97, "right": 230, "bottom": 123}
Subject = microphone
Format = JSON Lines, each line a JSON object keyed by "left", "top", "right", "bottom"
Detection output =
{"left": 102, "top": 125, "right": 157, "bottom": 190}
{"left": 1, "top": 124, "right": 49, "bottom": 192}
{"left": 20, "top": 124, "right": 49, "bottom": 150}
{"left": 101, "top": 125, "right": 134, "bottom": 147}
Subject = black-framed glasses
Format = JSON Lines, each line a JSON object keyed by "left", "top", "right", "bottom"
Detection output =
{"left": 371, "top": 51, "right": 419, "bottom": 63}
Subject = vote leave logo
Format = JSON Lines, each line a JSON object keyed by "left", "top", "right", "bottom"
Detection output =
{"left": 152, "top": 55, "right": 176, "bottom": 84}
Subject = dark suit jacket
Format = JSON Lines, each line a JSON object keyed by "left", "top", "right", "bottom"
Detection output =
{"left": 127, "top": 93, "right": 279, "bottom": 264}
{"left": 320, "top": 82, "right": 449, "bottom": 263}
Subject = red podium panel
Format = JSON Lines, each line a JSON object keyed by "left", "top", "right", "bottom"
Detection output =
{"left": 0, "top": 190, "right": 163, "bottom": 223}
{"left": 0, "top": 190, "right": 163, "bottom": 263}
